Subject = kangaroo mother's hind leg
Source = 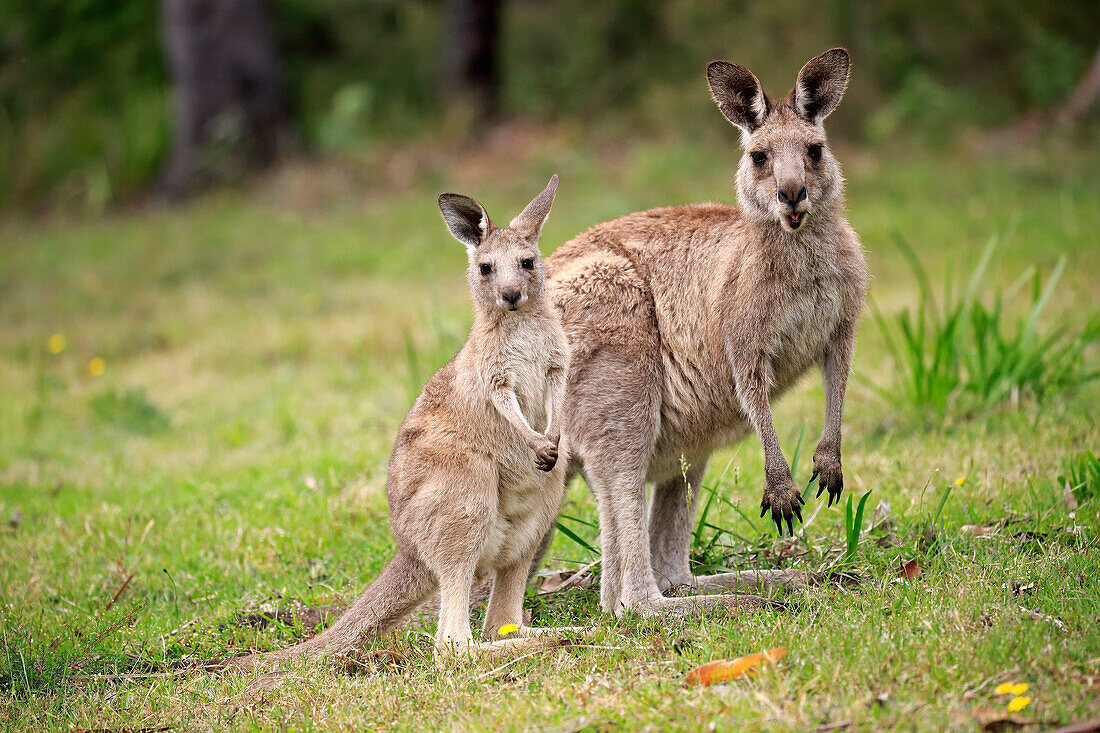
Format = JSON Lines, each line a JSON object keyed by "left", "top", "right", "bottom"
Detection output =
{"left": 648, "top": 456, "right": 814, "bottom": 601}
{"left": 577, "top": 392, "right": 777, "bottom": 617}
{"left": 649, "top": 456, "right": 707, "bottom": 591}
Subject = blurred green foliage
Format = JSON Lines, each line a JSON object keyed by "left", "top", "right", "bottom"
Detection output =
{"left": 0, "top": 0, "right": 1096, "bottom": 209}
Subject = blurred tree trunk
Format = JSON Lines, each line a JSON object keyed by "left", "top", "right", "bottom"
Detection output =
{"left": 442, "top": 0, "right": 503, "bottom": 124}
{"left": 1056, "top": 45, "right": 1100, "bottom": 126}
{"left": 157, "top": 0, "right": 296, "bottom": 199}
{"left": 984, "top": 44, "right": 1100, "bottom": 149}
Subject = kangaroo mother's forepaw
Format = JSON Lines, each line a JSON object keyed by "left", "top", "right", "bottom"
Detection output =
{"left": 811, "top": 460, "right": 843, "bottom": 507}
{"left": 760, "top": 480, "right": 805, "bottom": 536}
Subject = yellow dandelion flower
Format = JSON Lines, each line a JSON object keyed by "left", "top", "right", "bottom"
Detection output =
{"left": 47, "top": 333, "right": 66, "bottom": 354}
{"left": 497, "top": 624, "right": 519, "bottom": 637}
{"left": 955, "top": 476, "right": 965, "bottom": 485}
{"left": 88, "top": 357, "right": 106, "bottom": 376}
{"left": 995, "top": 681, "right": 1029, "bottom": 696}
{"left": 1007, "top": 696, "right": 1030, "bottom": 712}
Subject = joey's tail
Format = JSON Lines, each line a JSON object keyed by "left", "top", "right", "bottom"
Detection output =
{"left": 210, "top": 551, "right": 435, "bottom": 673}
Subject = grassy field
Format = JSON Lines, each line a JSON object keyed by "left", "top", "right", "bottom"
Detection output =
{"left": 1, "top": 130, "right": 1098, "bottom": 731}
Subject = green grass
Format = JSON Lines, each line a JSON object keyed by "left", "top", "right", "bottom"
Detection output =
{"left": 1, "top": 133, "right": 1098, "bottom": 730}
{"left": 867, "top": 234, "right": 1099, "bottom": 414}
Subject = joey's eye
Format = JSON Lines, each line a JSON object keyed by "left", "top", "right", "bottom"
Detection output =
{"left": 750, "top": 151, "right": 767, "bottom": 165}
{"left": 479, "top": 263, "right": 492, "bottom": 276}
{"left": 808, "top": 144, "right": 823, "bottom": 161}
{"left": 521, "top": 258, "right": 534, "bottom": 270}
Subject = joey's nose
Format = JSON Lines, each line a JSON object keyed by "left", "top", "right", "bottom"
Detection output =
{"left": 777, "top": 186, "right": 807, "bottom": 206}
{"left": 502, "top": 289, "right": 521, "bottom": 307}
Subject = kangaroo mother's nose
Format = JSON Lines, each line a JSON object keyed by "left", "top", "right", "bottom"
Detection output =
{"left": 777, "top": 186, "right": 807, "bottom": 205}
{"left": 502, "top": 289, "right": 521, "bottom": 306}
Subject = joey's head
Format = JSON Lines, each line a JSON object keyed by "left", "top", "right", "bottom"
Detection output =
{"left": 438, "top": 174, "right": 559, "bottom": 315}
{"left": 707, "top": 48, "right": 850, "bottom": 234}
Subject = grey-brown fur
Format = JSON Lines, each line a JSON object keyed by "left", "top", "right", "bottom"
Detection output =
{"left": 221, "top": 176, "right": 571, "bottom": 669}
{"left": 544, "top": 49, "right": 868, "bottom": 617}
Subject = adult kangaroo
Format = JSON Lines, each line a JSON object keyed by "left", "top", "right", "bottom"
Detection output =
{"left": 545, "top": 49, "right": 868, "bottom": 617}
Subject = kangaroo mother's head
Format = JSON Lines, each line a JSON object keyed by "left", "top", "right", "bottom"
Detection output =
{"left": 438, "top": 174, "right": 558, "bottom": 314}
{"left": 707, "top": 48, "right": 850, "bottom": 234}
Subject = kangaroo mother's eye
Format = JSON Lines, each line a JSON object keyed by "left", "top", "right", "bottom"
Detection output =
{"left": 808, "top": 144, "right": 823, "bottom": 161}
{"left": 750, "top": 151, "right": 767, "bottom": 165}
{"left": 521, "top": 258, "right": 534, "bottom": 270}
{"left": 479, "top": 263, "right": 492, "bottom": 276}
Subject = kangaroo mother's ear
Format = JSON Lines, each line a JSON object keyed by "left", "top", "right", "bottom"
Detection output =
{"left": 794, "top": 48, "right": 850, "bottom": 125}
{"left": 509, "top": 174, "right": 559, "bottom": 240}
{"left": 438, "top": 193, "right": 491, "bottom": 249}
{"left": 707, "top": 61, "right": 769, "bottom": 134}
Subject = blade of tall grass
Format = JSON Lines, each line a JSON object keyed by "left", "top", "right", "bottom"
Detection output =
{"left": 843, "top": 490, "right": 873, "bottom": 563}
{"left": 931, "top": 483, "right": 953, "bottom": 527}
{"left": 555, "top": 520, "right": 598, "bottom": 557}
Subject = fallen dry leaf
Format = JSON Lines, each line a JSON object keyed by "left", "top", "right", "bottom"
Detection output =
{"left": 962, "top": 524, "right": 997, "bottom": 537}
{"left": 537, "top": 564, "right": 595, "bottom": 595}
{"left": 899, "top": 560, "right": 922, "bottom": 580}
{"left": 685, "top": 647, "right": 787, "bottom": 687}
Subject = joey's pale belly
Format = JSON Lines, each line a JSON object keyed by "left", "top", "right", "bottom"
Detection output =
{"left": 478, "top": 473, "right": 562, "bottom": 571}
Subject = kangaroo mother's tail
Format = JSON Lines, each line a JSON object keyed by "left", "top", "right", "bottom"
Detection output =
{"left": 210, "top": 551, "right": 435, "bottom": 673}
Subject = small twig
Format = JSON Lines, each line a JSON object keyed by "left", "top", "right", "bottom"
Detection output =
{"left": 69, "top": 606, "right": 145, "bottom": 671}
{"left": 540, "top": 560, "right": 599, "bottom": 596}
{"left": 475, "top": 644, "right": 623, "bottom": 681}
{"left": 105, "top": 573, "right": 136, "bottom": 611}
{"left": 963, "top": 666, "right": 1020, "bottom": 698}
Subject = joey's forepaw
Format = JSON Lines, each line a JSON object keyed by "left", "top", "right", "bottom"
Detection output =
{"left": 760, "top": 477, "right": 805, "bottom": 536}
{"left": 533, "top": 441, "right": 558, "bottom": 472}
{"left": 811, "top": 457, "right": 844, "bottom": 508}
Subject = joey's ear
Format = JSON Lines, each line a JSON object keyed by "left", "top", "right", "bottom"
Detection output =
{"left": 438, "top": 193, "right": 491, "bottom": 248}
{"left": 793, "top": 48, "right": 850, "bottom": 125}
{"left": 707, "top": 61, "right": 768, "bottom": 134}
{"left": 508, "top": 174, "right": 558, "bottom": 239}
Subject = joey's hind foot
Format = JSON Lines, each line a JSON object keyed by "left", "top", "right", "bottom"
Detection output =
{"left": 811, "top": 448, "right": 844, "bottom": 507}
{"left": 760, "top": 475, "right": 805, "bottom": 536}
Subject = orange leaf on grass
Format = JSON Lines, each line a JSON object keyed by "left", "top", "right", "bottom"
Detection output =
{"left": 899, "top": 559, "right": 922, "bottom": 579}
{"left": 685, "top": 647, "right": 787, "bottom": 687}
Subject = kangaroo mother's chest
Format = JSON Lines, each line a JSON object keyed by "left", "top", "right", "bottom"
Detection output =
{"left": 766, "top": 279, "right": 842, "bottom": 364}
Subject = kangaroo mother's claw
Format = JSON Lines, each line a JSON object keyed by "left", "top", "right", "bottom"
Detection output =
{"left": 811, "top": 462, "right": 844, "bottom": 507}
{"left": 761, "top": 487, "right": 805, "bottom": 536}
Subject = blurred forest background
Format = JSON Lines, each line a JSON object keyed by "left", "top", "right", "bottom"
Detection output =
{"left": 1, "top": 0, "right": 1097, "bottom": 212}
